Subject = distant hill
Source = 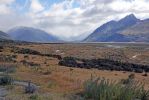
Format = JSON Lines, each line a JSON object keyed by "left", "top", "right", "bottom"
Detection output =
{"left": 84, "top": 14, "right": 149, "bottom": 42}
{"left": 7, "top": 27, "right": 60, "bottom": 43}
{"left": 0, "top": 31, "right": 11, "bottom": 40}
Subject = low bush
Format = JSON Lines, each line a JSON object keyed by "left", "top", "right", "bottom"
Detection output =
{"left": 0, "top": 54, "right": 17, "bottom": 62}
{"left": 29, "top": 94, "right": 40, "bottom": 100}
{"left": 59, "top": 56, "right": 149, "bottom": 73}
{"left": 0, "top": 75, "right": 13, "bottom": 85}
{"left": 0, "top": 64, "right": 17, "bottom": 73}
{"left": 20, "top": 60, "right": 40, "bottom": 67}
{"left": 121, "top": 73, "right": 135, "bottom": 85}
{"left": 82, "top": 77, "right": 149, "bottom": 100}
{"left": 14, "top": 48, "right": 41, "bottom": 55}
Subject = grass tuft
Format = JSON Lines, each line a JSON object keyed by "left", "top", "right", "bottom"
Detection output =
{"left": 82, "top": 76, "right": 149, "bottom": 100}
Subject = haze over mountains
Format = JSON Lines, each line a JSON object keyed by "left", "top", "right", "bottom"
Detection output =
{"left": 0, "top": 14, "right": 149, "bottom": 42}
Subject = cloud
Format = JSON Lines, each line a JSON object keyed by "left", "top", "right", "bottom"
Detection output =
{"left": 30, "top": 0, "right": 44, "bottom": 13}
{"left": 0, "top": 5, "right": 11, "bottom": 14}
{"left": 0, "top": 13, "right": 33, "bottom": 31}
{"left": 0, "top": 0, "right": 149, "bottom": 40}
{"left": 0, "top": 0, "right": 14, "bottom": 4}
{"left": 0, "top": 0, "right": 15, "bottom": 14}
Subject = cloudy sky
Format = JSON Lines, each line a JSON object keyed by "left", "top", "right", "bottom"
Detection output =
{"left": 0, "top": 0, "right": 149, "bottom": 40}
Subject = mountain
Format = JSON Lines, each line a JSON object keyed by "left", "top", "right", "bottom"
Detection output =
{"left": 84, "top": 14, "right": 142, "bottom": 42}
{"left": 120, "top": 19, "right": 149, "bottom": 42}
{"left": 7, "top": 27, "right": 60, "bottom": 43}
{"left": 0, "top": 31, "right": 11, "bottom": 40}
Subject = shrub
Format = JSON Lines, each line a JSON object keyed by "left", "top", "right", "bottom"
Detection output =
{"left": 121, "top": 73, "right": 135, "bottom": 85}
{"left": 58, "top": 56, "right": 149, "bottom": 73}
{"left": 0, "top": 75, "right": 13, "bottom": 85}
{"left": 82, "top": 77, "right": 149, "bottom": 100}
{"left": 20, "top": 60, "right": 40, "bottom": 67}
{"left": 29, "top": 94, "right": 40, "bottom": 100}
{"left": 59, "top": 57, "right": 78, "bottom": 67}
{"left": 128, "top": 73, "right": 135, "bottom": 79}
{"left": 29, "top": 94, "right": 53, "bottom": 100}
{"left": 15, "top": 48, "right": 41, "bottom": 55}
{"left": 0, "top": 64, "right": 16, "bottom": 73}
{"left": 0, "top": 54, "right": 16, "bottom": 62}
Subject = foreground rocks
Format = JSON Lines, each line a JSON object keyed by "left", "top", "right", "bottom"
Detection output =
{"left": 0, "top": 87, "right": 7, "bottom": 98}
{"left": 59, "top": 57, "right": 149, "bottom": 73}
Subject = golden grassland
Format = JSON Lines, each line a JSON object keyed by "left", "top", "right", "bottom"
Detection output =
{"left": 0, "top": 43, "right": 149, "bottom": 99}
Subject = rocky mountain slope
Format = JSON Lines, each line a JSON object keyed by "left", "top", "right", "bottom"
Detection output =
{"left": 0, "top": 31, "right": 11, "bottom": 40}
{"left": 84, "top": 14, "right": 149, "bottom": 42}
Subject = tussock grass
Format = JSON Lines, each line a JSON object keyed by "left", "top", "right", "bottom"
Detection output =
{"left": 83, "top": 76, "right": 149, "bottom": 100}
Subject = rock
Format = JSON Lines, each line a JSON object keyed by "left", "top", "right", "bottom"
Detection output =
{"left": 0, "top": 88, "right": 7, "bottom": 97}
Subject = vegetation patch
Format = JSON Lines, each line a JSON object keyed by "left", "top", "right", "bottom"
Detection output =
{"left": 20, "top": 60, "right": 40, "bottom": 67}
{"left": 59, "top": 56, "right": 149, "bottom": 73}
{"left": 0, "top": 54, "right": 17, "bottom": 63}
{"left": 29, "top": 94, "right": 40, "bottom": 100}
{"left": 0, "top": 64, "right": 17, "bottom": 73}
{"left": 12, "top": 47, "right": 62, "bottom": 60}
{"left": 82, "top": 76, "right": 149, "bottom": 100}
{"left": 0, "top": 75, "right": 13, "bottom": 85}
{"left": 47, "top": 81, "right": 57, "bottom": 88}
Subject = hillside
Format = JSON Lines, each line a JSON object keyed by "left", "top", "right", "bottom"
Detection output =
{"left": 7, "top": 27, "right": 60, "bottom": 43}
{"left": 0, "top": 31, "right": 11, "bottom": 40}
{"left": 121, "top": 19, "right": 149, "bottom": 42}
{"left": 84, "top": 14, "right": 149, "bottom": 42}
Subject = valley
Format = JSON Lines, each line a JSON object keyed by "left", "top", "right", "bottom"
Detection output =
{"left": 0, "top": 0, "right": 149, "bottom": 100}
{"left": 0, "top": 41, "right": 149, "bottom": 99}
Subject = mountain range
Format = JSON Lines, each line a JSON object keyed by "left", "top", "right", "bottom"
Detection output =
{"left": 7, "top": 27, "right": 60, "bottom": 43}
{"left": 0, "top": 14, "right": 149, "bottom": 42}
{"left": 84, "top": 14, "right": 149, "bottom": 42}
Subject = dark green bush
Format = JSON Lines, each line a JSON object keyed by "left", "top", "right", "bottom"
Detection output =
{"left": 0, "top": 75, "right": 13, "bottom": 85}
{"left": 29, "top": 94, "right": 40, "bottom": 100}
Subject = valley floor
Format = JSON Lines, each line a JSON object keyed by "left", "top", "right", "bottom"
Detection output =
{"left": 0, "top": 41, "right": 149, "bottom": 99}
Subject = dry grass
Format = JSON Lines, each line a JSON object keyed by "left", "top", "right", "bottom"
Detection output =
{"left": 0, "top": 43, "right": 148, "bottom": 99}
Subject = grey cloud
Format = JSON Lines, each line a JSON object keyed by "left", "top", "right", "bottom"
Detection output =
{"left": 0, "top": 0, "right": 149, "bottom": 40}
{"left": 0, "top": 13, "right": 33, "bottom": 31}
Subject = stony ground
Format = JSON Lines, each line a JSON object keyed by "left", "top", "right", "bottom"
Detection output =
{"left": 0, "top": 87, "right": 8, "bottom": 100}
